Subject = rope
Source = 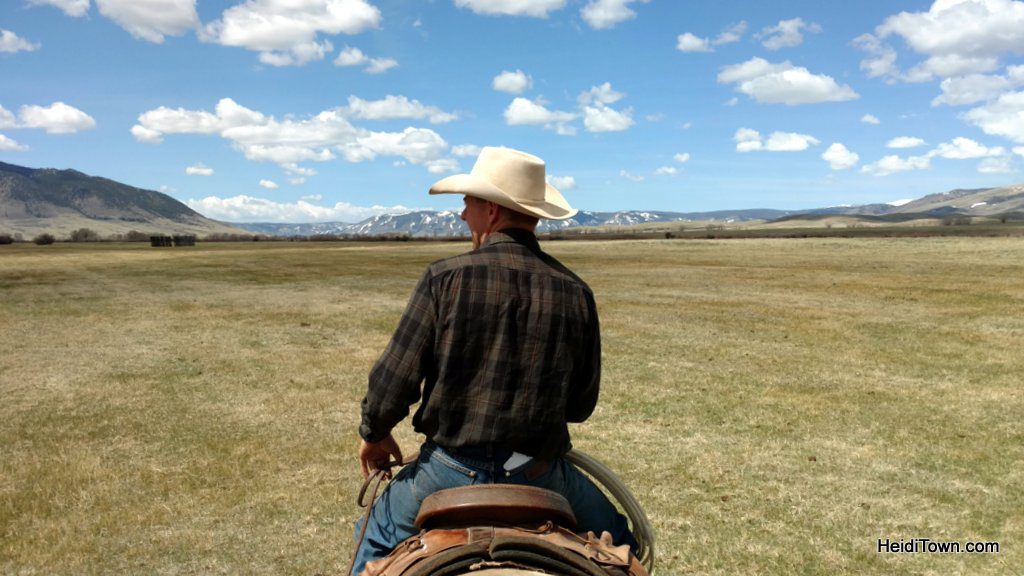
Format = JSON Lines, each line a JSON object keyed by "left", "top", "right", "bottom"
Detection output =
{"left": 345, "top": 456, "right": 415, "bottom": 576}
{"left": 564, "top": 449, "right": 656, "bottom": 575}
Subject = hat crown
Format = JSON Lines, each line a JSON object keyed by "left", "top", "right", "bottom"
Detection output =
{"left": 471, "top": 147, "right": 546, "bottom": 204}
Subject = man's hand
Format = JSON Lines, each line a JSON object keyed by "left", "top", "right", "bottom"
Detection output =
{"left": 359, "top": 433, "right": 404, "bottom": 479}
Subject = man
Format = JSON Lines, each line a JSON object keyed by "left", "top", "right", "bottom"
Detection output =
{"left": 353, "top": 146, "right": 636, "bottom": 574}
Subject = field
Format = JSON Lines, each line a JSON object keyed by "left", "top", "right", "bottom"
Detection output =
{"left": 1, "top": 238, "right": 1021, "bottom": 575}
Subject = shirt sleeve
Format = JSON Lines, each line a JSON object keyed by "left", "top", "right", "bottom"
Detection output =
{"left": 359, "top": 268, "right": 437, "bottom": 442}
{"left": 566, "top": 290, "right": 601, "bottom": 423}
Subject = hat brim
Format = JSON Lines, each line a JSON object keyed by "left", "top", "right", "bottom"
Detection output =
{"left": 429, "top": 173, "right": 578, "bottom": 220}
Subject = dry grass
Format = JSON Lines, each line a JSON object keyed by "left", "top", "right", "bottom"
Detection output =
{"left": 1, "top": 238, "right": 1022, "bottom": 575}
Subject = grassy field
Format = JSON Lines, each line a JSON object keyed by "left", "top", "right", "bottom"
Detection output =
{"left": 1, "top": 238, "right": 1021, "bottom": 575}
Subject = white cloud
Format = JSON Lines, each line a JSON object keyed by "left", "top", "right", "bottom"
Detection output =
{"left": 757, "top": 17, "right": 821, "bottom": 51}
{"left": 0, "top": 106, "right": 16, "bottom": 129}
{"left": 504, "top": 97, "right": 577, "bottom": 133}
{"left": 654, "top": 166, "right": 678, "bottom": 175}
{"left": 977, "top": 156, "right": 1013, "bottom": 173}
{"left": 887, "top": 136, "right": 926, "bottom": 149}
{"left": 821, "top": 142, "right": 859, "bottom": 170}
{"left": 713, "top": 21, "right": 747, "bottom": 45}
{"left": 454, "top": 0, "right": 566, "bottom": 18}
{"left": 27, "top": 0, "right": 90, "bottom": 17}
{"left": 133, "top": 98, "right": 456, "bottom": 172}
{"left": 345, "top": 95, "right": 457, "bottom": 124}
{"left": 860, "top": 0, "right": 1024, "bottom": 83}
{"left": 580, "top": 0, "right": 647, "bottom": 29}
{"left": 185, "top": 163, "right": 214, "bottom": 176}
{"left": 674, "top": 152, "right": 690, "bottom": 163}
{"left": 452, "top": 144, "right": 481, "bottom": 157}
{"left": 300, "top": 194, "right": 322, "bottom": 201}
{"left": 577, "top": 82, "right": 624, "bottom": 105}
{"left": 1014, "top": 146, "right": 1024, "bottom": 157}
{"left": 333, "top": 46, "right": 398, "bottom": 73}
{"left": 186, "top": 194, "right": 416, "bottom": 223}
{"left": 546, "top": 175, "right": 576, "bottom": 189}
{"left": 282, "top": 163, "right": 317, "bottom": 177}
{"left": 676, "top": 32, "right": 711, "bottom": 53}
{"left": 94, "top": 0, "right": 199, "bottom": 43}
{"left": 963, "top": 90, "right": 1024, "bottom": 143}
{"left": 1, "top": 29, "right": 41, "bottom": 53}
{"left": 0, "top": 134, "right": 29, "bottom": 152}
{"left": 718, "top": 57, "right": 858, "bottom": 105}
{"left": 259, "top": 179, "right": 279, "bottom": 189}
{"left": 724, "top": 97, "right": 738, "bottom": 106}
{"left": 619, "top": 170, "right": 644, "bottom": 182}
{"left": 677, "top": 21, "right": 746, "bottom": 53}
{"left": 734, "top": 128, "right": 819, "bottom": 152}
{"left": 930, "top": 137, "right": 1004, "bottom": 159}
{"left": 861, "top": 114, "right": 881, "bottom": 124}
{"left": 203, "top": 0, "right": 380, "bottom": 66}
{"left": 582, "top": 105, "right": 633, "bottom": 132}
{"left": 861, "top": 154, "right": 931, "bottom": 176}
{"left": 18, "top": 102, "right": 96, "bottom": 133}
{"left": 932, "top": 66, "right": 1024, "bottom": 106}
{"left": 493, "top": 70, "right": 533, "bottom": 94}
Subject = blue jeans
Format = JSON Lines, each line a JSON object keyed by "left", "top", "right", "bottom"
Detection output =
{"left": 351, "top": 441, "right": 637, "bottom": 575}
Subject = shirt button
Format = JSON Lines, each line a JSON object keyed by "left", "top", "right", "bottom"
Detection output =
{"left": 468, "top": 471, "right": 477, "bottom": 478}
{"left": 505, "top": 471, "right": 511, "bottom": 478}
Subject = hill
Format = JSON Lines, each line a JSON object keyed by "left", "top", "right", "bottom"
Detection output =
{"left": 0, "top": 161, "right": 249, "bottom": 239}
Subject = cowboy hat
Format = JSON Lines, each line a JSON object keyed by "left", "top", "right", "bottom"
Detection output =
{"left": 429, "top": 147, "right": 577, "bottom": 220}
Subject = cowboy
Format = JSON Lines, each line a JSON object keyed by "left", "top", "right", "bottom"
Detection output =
{"left": 353, "top": 147, "right": 637, "bottom": 573}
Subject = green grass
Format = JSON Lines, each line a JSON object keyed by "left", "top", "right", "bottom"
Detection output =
{"left": 1, "top": 238, "right": 1022, "bottom": 575}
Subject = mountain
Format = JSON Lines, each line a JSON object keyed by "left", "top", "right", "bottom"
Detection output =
{"left": 239, "top": 208, "right": 795, "bottom": 238}
{"left": 0, "top": 161, "right": 249, "bottom": 239}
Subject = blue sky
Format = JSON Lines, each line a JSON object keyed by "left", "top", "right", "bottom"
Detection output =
{"left": 3, "top": 0, "right": 1024, "bottom": 223}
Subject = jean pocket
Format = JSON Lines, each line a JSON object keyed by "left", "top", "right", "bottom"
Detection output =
{"left": 412, "top": 448, "right": 479, "bottom": 501}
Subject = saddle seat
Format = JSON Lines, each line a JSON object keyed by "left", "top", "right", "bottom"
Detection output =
{"left": 414, "top": 484, "right": 577, "bottom": 530}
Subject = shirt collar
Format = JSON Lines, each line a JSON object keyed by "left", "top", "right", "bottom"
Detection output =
{"left": 483, "top": 227, "right": 542, "bottom": 253}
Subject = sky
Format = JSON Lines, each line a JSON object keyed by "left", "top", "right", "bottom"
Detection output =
{"left": 3, "top": 0, "right": 1024, "bottom": 223}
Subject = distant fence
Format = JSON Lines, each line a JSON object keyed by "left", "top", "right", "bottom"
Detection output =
{"left": 150, "top": 235, "right": 196, "bottom": 247}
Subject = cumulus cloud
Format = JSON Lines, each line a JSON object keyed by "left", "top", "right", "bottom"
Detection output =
{"left": 454, "top": 0, "right": 566, "bottom": 18}
{"left": 932, "top": 66, "right": 1024, "bottom": 106}
{"left": 861, "top": 154, "right": 931, "bottom": 176}
{"left": 186, "top": 194, "right": 416, "bottom": 223}
{"left": 861, "top": 114, "right": 881, "bottom": 124}
{"left": 0, "top": 134, "right": 29, "bottom": 152}
{"left": 504, "top": 97, "right": 577, "bottom": 134}
{"left": 859, "top": 0, "right": 1024, "bottom": 83}
{"left": 17, "top": 102, "right": 96, "bottom": 133}
{"left": 1014, "top": 146, "right": 1024, "bottom": 157}
{"left": 493, "top": 70, "right": 533, "bottom": 94}
{"left": 203, "top": 0, "right": 380, "bottom": 66}
{"left": 185, "top": 163, "right": 214, "bottom": 176}
{"left": 757, "top": 17, "right": 821, "bottom": 51}
{"left": 821, "top": 143, "right": 859, "bottom": 170}
{"left": 577, "top": 82, "right": 624, "bottom": 106}
{"left": 451, "top": 144, "right": 482, "bottom": 157}
{"left": 734, "top": 127, "right": 820, "bottom": 152}
{"left": 1, "top": 29, "right": 41, "bottom": 53}
{"left": 546, "top": 175, "right": 576, "bottom": 189}
{"left": 133, "top": 98, "right": 456, "bottom": 173}
{"left": 930, "top": 136, "right": 1004, "bottom": 159}
{"left": 677, "top": 21, "right": 746, "bottom": 53}
{"left": 718, "top": 57, "right": 858, "bottom": 105}
{"left": 582, "top": 104, "right": 633, "bottom": 132}
{"left": 619, "top": 170, "right": 644, "bottom": 182}
{"left": 27, "top": 0, "right": 90, "bottom": 17}
{"left": 344, "top": 95, "right": 456, "bottom": 124}
{"left": 0, "top": 106, "right": 15, "bottom": 129}
{"left": 674, "top": 152, "right": 690, "bottom": 163}
{"left": 581, "top": 0, "right": 647, "bottom": 30}
{"left": 94, "top": 0, "right": 199, "bottom": 43}
{"left": 333, "top": 46, "right": 398, "bottom": 74}
{"left": 654, "top": 166, "right": 678, "bottom": 175}
{"left": 887, "top": 136, "right": 926, "bottom": 149}
{"left": 977, "top": 156, "right": 1013, "bottom": 173}
{"left": 676, "top": 32, "right": 711, "bottom": 53}
{"left": 963, "top": 90, "right": 1024, "bottom": 143}
{"left": 259, "top": 179, "right": 279, "bottom": 189}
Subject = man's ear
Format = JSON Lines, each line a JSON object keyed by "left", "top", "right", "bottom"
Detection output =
{"left": 486, "top": 201, "right": 501, "bottom": 225}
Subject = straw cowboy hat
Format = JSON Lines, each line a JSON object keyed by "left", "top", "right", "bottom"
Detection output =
{"left": 429, "top": 146, "right": 577, "bottom": 220}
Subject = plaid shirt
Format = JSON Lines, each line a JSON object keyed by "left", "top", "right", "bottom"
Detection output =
{"left": 359, "top": 228, "right": 600, "bottom": 460}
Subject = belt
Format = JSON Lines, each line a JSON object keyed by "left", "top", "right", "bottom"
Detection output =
{"left": 432, "top": 441, "right": 552, "bottom": 481}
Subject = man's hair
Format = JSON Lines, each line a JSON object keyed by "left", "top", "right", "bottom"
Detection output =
{"left": 497, "top": 204, "right": 540, "bottom": 229}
